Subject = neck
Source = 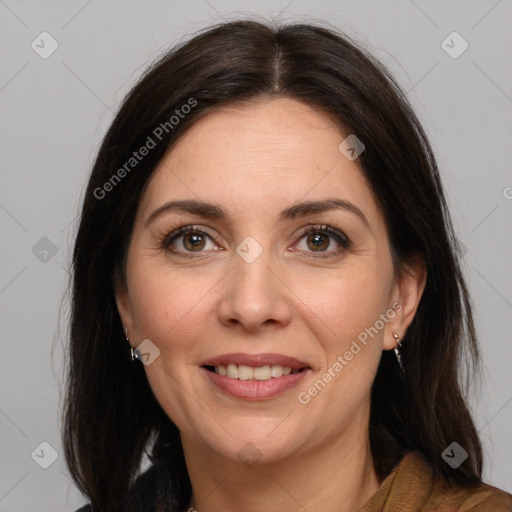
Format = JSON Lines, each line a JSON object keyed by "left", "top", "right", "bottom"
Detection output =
{"left": 181, "top": 414, "right": 380, "bottom": 512}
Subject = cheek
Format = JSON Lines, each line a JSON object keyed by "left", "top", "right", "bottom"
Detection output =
{"left": 126, "top": 266, "right": 218, "bottom": 428}
{"left": 127, "top": 263, "right": 218, "bottom": 356}
{"left": 293, "top": 264, "right": 393, "bottom": 408}
{"left": 300, "top": 266, "right": 391, "bottom": 342}
{"left": 293, "top": 276, "right": 389, "bottom": 421}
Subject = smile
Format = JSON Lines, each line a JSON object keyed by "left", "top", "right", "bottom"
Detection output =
{"left": 204, "top": 363, "right": 305, "bottom": 381}
{"left": 200, "top": 364, "right": 312, "bottom": 401}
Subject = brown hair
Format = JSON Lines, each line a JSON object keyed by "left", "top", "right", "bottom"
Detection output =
{"left": 62, "top": 19, "right": 482, "bottom": 512}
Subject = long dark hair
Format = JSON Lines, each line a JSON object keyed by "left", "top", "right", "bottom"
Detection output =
{"left": 62, "top": 18, "right": 483, "bottom": 512}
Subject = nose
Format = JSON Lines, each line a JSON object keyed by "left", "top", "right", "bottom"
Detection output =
{"left": 217, "top": 247, "right": 293, "bottom": 333}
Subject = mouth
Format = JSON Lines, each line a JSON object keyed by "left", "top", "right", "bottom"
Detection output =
{"left": 202, "top": 363, "right": 309, "bottom": 381}
{"left": 200, "top": 363, "right": 312, "bottom": 401}
{"left": 199, "top": 353, "right": 312, "bottom": 400}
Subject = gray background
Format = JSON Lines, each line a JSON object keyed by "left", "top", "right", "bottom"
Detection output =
{"left": 1, "top": 1, "right": 511, "bottom": 510}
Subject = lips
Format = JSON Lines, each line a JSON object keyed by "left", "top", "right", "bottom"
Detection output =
{"left": 200, "top": 353, "right": 311, "bottom": 371}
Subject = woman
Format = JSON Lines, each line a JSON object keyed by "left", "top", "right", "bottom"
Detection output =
{"left": 64, "top": 19, "right": 512, "bottom": 512}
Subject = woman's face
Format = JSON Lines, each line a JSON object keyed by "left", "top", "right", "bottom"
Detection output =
{"left": 115, "top": 97, "right": 422, "bottom": 465}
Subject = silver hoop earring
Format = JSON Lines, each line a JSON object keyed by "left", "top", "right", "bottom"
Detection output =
{"left": 392, "top": 332, "right": 405, "bottom": 373}
{"left": 125, "top": 327, "right": 138, "bottom": 362}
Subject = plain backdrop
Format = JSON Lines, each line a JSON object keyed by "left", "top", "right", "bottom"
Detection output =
{"left": 0, "top": 1, "right": 511, "bottom": 510}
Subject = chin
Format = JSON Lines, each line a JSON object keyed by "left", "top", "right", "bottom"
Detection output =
{"left": 197, "top": 419, "right": 303, "bottom": 466}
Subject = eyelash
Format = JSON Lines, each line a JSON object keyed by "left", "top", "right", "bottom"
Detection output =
{"left": 159, "top": 224, "right": 351, "bottom": 259}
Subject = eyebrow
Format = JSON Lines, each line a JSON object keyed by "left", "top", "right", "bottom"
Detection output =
{"left": 145, "top": 198, "right": 370, "bottom": 228}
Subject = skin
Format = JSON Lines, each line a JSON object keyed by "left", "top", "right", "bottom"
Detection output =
{"left": 115, "top": 97, "right": 426, "bottom": 512}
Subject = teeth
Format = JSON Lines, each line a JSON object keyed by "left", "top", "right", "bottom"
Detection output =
{"left": 238, "top": 364, "right": 253, "bottom": 381}
{"left": 253, "top": 365, "right": 271, "bottom": 380}
{"left": 270, "top": 365, "right": 283, "bottom": 378}
{"left": 215, "top": 364, "right": 297, "bottom": 381}
{"left": 226, "top": 363, "right": 238, "bottom": 378}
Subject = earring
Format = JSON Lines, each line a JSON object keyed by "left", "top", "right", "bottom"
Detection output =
{"left": 392, "top": 332, "right": 405, "bottom": 373}
{"left": 125, "top": 327, "right": 139, "bottom": 362}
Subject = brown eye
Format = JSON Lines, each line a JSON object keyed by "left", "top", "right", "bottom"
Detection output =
{"left": 161, "top": 226, "right": 218, "bottom": 257}
{"left": 183, "top": 232, "right": 206, "bottom": 251}
{"left": 306, "top": 232, "right": 330, "bottom": 252}
{"left": 295, "top": 225, "right": 351, "bottom": 257}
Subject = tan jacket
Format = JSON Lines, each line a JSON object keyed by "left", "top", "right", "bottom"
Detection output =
{"left": 358, "top": 451, "right": 512, "bottom": 511}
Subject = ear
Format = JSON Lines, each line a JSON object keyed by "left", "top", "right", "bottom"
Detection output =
{"left": 113, "top": 264, "right": 134, "bottom": 339}
{"left": 383, "top": 253, "right": 427, "bottom": 350}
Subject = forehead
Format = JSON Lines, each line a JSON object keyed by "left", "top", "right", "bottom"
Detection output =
{"left": 138, "top": 98, "right": 382, "bottom": 228}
